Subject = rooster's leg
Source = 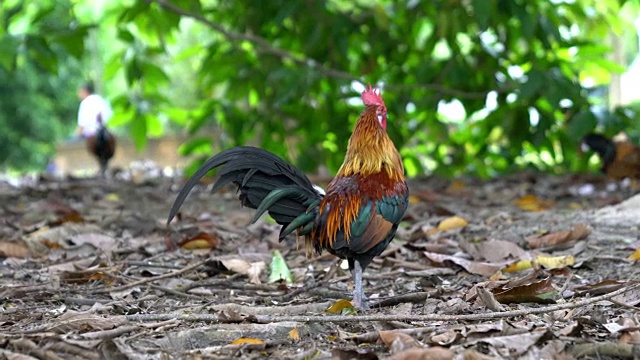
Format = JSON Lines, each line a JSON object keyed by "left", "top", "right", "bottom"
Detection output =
{"left": 352, "top": 260, "right": 365, "bottom": 310}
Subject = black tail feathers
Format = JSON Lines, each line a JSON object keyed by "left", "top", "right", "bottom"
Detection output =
{"left": 167, "top": 146, "right": 323, "bottom": 234}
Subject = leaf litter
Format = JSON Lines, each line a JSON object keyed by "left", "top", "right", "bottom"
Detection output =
{"left": 1, "top": 172, "right": 640, "bottom": 358}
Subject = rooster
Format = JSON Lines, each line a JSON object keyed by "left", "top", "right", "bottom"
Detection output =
{"left": 168, "top": 85, "right": 409, "bottom": 309}
{"left": 86, "top": 113, "right": 116, "bottom": 178}
{"left": 581, "top": 133, "right": 640, "bottom": 180}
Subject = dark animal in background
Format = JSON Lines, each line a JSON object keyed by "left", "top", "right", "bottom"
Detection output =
{"left": 86, "top": 113, "right": 116, "bottom": 177}
{"left": 581, "top": 133, "right": 640, "bottom": 181}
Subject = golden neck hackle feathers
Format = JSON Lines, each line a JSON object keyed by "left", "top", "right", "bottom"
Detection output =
{"left": 337, "top": 106, "right": 404, "bottom": 182}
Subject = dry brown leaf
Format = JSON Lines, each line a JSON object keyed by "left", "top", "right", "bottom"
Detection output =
{"left": 526, "top": 224, "right": 591, "bottom": 249}
{"left": 50, "top": 210, "right": 84, "bottom": 226}
{"left": 461, "top": 239, "right": 527, "bottom": 262}
{"left": 423, "top": 251, "right": 502, "bottom": 277}
{"left": 60, "top": 268, "right": 114, "bottom": 285}
{"left": 247, "top": 261, "right": 266, "bottom": 284}
{"left": 385, "top": 347, "right": 454, "bottom": 360}
{"left": 477, "top": 287, "right": 505, "bottom": 311}
{"left": 288, "top": 326, "right": 300, "bottom": 341}
{"left": 219, "top": 259, "right": 266, "bottom": 284}
{"left": 619, "top": 330, "right": 640, "bottom": 344}
{"left": 69, "top": 233, "right": 117, "bottom": 252}
{"left": 468, "top": 329, "right": 551, "bottom": 357}
{"left": 493, "top": 277, "right": 557, "bottom": 304}
{"left": 446, "top": 179, "right": 467, "bottom": 193}
{"left": 573, "top": 280, "right": 628, "bottom": 296}
{"left": 230, "top": 338, "right": 264, "bottom": 345}
{"left": 379, "top": 330, "right": 419, "bottom": 353}
{"left": 514, "top": 194, "right": 554, "bottom": 212}
{"left": 332, "top": 348, "right": 378, "bottom": 360}
{"left": 0, "top": 241, "right": 30, "bottom": 258}
{"left": 557, "top": 321, "right": 584, "bottom": 337}
{"left": 179, "top": 232, "right": 220, "bottom": 250}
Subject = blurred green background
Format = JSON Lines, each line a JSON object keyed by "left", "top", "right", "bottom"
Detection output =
{"left": 1, "top": 0, "right": 639, "bottom": 178}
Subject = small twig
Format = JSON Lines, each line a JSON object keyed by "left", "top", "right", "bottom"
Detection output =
{"left": 89, "top": 259, "right": 208, "bottom": 294}
{"left": 273, "top": 282, "right": 323, "bottom": 302}
{"left": 124, "top": 261, "right": 184, "bottom": 270}
{"left": 369, "top": 291, "right": 437, "bottom": 309}
{"left": 147, "top": 283, "right": 201, "bottom": 298}
{"left": 80, "top": 325, "right": 141, "bottom": 339}
{"left": 181, "top": 279, "right": 282, "bottom": 293}
{"left": 125, "top": 282, "right": 640, "bottom": 323}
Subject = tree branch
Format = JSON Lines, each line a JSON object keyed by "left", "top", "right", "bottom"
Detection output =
{"left": 147, "top": 0, "right": 495, "bottom": 100}
{"left": 126, "top": 281, "right": 640, "bottom": 324}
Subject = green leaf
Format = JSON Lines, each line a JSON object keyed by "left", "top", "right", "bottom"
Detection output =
{"left": 130, "top": 113, "right": 148, "bottom": 150}
{"left": 269, "top": 250, "right": 293, "bottom": 284}
{"left": 472, "top": 0, "right": 492, "bottom": 29}
{"left": 566, "top": 110, "right": 597, "bottom": 141}
{"left": 519, "top": 70, "right": 545, "bottom": 98}
{"left": 178, "top": 137, "right": 213, "bottom": 156}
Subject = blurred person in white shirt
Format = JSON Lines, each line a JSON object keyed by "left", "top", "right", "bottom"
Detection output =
{"left": 76, "top": 82, "right": 113, "bottom": 138}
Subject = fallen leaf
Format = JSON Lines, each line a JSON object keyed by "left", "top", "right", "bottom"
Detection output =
{"left": 515, "top": 194, "right": 554, "bottom": 212}
{"left": 536, "top": 254, "right": 575, "bottom": 269}
{"left": 332, "top": 348, "right": 378, "bottom": 360}
{"left": 504, "top": 254, "right": 575, "bottom": 272}
{"left": 629, "top": 248, "right": 640, "bottom": 261}
{"left": 247, "top": 261, "right": 266, "bottom": 284}
{"left": 269, "top": 250, "right": 293, "bottom": 284}
{"left": 423, "top": 251, "right": 503, "bottom": 277}
{"left": 493, "top": 277, "right": 557, "bottom": 304}
{"left": 436, "top": 216, "right": 468, "bottom": 232}
{"left": 288, "top": 326, "right": 300, "bottom": 341}
{"left": 221, "top": 259, "right": 251, "bottom": 274}
{"left": 447, "top": 179, "right": 467, "bottom": 193}
{"left": 468, "top": 328, "right": 551, "bottom": 357}
{"left": 105, "top": 193, "right": 120, "bottom": 202}
{"left": 461, "top": 239, "right": 527, "bottom": 262}
{"left": 379, "top": 330, "right": 419, "bottom": 353}
{"left": 179, "top": 232, "right": 219, "bottom": 250}
{"left": 0, "top": 241, "right": 30, "bottom": 258}
{"left": 557, "top": 321, "right": 584, "bottom": 337}
{"left": 70, "top": 233, "right": 117, "bottom": 253}
{"left": 230, "top": 338, "right": 264, "bottom": 345}
{"left": 573, "top": 280, "right": 627, "bottom": 296}
{"left": 526, "top": 224, "right": 591, "bottom": 249}
{"left": 477, "top": 286, "right": 505, "bottom": 311}
{"left": 326, "top": 299, "right": 356, "bottom": 315}
{"left": 386, "top": 347, "right": 454, "bottom": 360}
{"left": 220, "top": 259, "right": 266, "bottom": 284}
{"left": 60, "top": 269, "right": 114, "bottom": 285}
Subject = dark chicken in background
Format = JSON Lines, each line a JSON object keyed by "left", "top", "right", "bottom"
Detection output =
{"left": 86, "top": 114, "right": 116, "bottom": 178}
{"left": 168, "top": 85, "right": 409, "bottom": 309}
{"left": 581, "top": 133, "right": 640, "bottom": 180}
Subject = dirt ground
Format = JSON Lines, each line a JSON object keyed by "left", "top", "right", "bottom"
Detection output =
{"left": 1, "top": 169, "right": 640, "bottom": 359}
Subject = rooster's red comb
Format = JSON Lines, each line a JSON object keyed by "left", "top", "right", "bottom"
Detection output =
{"left": 361, "top": 84, "right": 385, "bottom": 107}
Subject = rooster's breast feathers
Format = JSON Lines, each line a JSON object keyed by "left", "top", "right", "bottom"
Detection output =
{"left": 313, "top": 173, "right": 408, "bottom": 256}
